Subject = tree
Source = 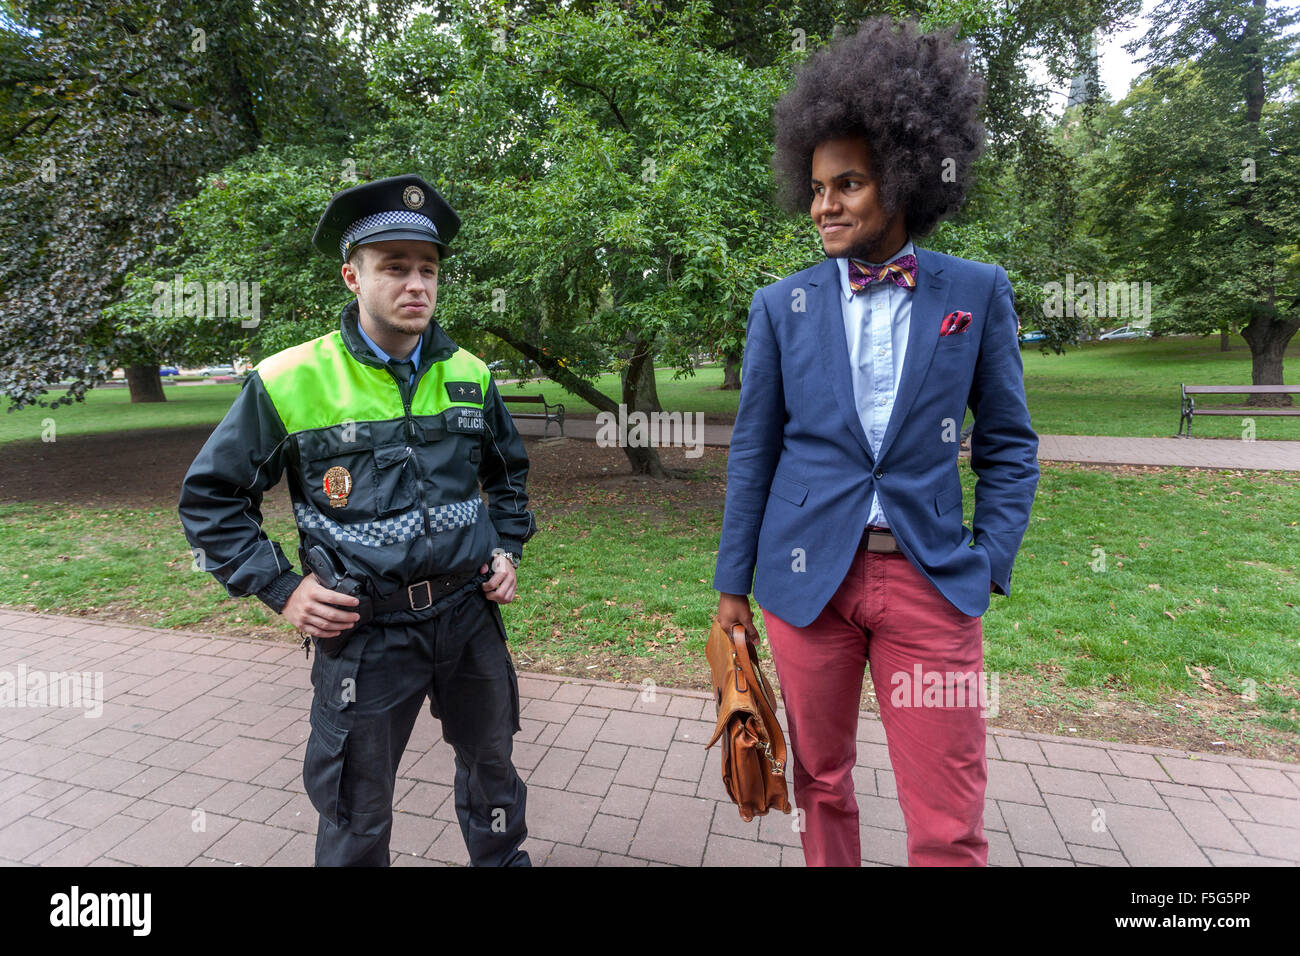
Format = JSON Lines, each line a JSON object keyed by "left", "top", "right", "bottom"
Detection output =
{"left": 1086, "top": 0, "right": 1299, "bottom": 402}
{"left": 367, "top": 0, "right": 807, "bottom": 476}
{"left": 0, "top": 0, "right": 409, "bottom": 409}
{"left": 105, "top": 145, "right": 363, "bottom": 369}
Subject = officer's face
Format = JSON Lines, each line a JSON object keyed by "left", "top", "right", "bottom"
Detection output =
{"left": 341, "top": 239, "right": 440, "bottom": 338}
{"left": 810, "top": 136, "right": 906, "bottom": 261}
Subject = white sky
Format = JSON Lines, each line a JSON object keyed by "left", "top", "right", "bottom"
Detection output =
{"left": 1035, "top": 0, "right": 1300, "bottom": 115}
{"left": 1031, "top": 0, "right": 1154, "bottom": 116}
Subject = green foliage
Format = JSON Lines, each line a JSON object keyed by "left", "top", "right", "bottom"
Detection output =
{"left": 360, "top": 0, "right": 808, "bottom": 392}
{"left": 1078, "top": 0, "right": 1300, "bottom": 347}
{"left": 105, "top": 146, "right": 360, "bottom": 365}
{"left": 0, "top": 0, "right": 412, "bottom": 409}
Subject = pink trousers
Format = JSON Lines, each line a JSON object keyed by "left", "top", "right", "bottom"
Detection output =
{"left": 761, "top": 547, "right": 988, "bottom": 866}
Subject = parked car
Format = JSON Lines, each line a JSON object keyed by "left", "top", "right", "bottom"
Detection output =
{"left": 1098, "top": 325, "right": 1151, "bottom": 340}
{"left": 1018, "top": 329, "right": 1047, "bottom": 344}
{"left": 201, "top": 365, "right": 237, "bottom": 377}
{"left": 159, "top": 366, "right": 180, "bottom": 376}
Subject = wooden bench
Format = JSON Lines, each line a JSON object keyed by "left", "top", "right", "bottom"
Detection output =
{"left": 502, "top": 393, "right": 565, "bottom": 437}
{"left": 1178, "top": 384, "right": 1300, "bottom": 436}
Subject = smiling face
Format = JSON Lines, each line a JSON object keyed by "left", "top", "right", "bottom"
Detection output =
{"left": 341, "top": 238, "right": 440, "bottom": 356}
{"left": 810, "top": 135, "right": 908, "bottom": 262}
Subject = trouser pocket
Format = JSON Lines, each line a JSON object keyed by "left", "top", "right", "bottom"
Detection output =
{"left": 504, "top": 654, "right": 521, "bottom": 734}
{"left": 303, "top": 705, "right": 349, "bottom": 828}
{"left": 484, "top": 595, "right": 521, "bottom": 733}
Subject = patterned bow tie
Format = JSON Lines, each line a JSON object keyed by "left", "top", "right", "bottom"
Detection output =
{"left": 847, "top": 254, "right": 917, "bottom": 294}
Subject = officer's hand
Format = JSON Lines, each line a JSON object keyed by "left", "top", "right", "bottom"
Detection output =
{"left": 717, "top": 592, "right": 760, "bottom": 645}
{"left": 480, "top": 553, "right": 517, "bottom": 604}
{"left": 283, "top": 574, "right": 361, "bottom": 638}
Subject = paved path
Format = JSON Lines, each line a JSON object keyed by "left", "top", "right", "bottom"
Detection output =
{"left": 1, "top": 611, "right": 1295, "bottom": 867}
{"left": 514, "top": 417, "right": 1300, "bottom": 471}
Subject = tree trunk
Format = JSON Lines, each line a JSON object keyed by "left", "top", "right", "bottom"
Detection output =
{"left": 622, "top": 444, "right": 669, "bottom": 477}
{"left": 1220, "top": 327, "right": 1231, "bottom": 351}
{"left": 621, "top": 341, "right": 661, "bottom": 413}
{"left": 620, "top": 337, "right": 670, "bottom": 477}
{"left": 125, "top": 364, "right": 166, "bottom": 403}
{"left": 1240, "top": 314, "right": 1299, "bottom": 407}
{"left": 484, "top": 323, "right": 674, "bottom": 478}
{"left": 721, "top": 349, "right": 741, "bottom": 390}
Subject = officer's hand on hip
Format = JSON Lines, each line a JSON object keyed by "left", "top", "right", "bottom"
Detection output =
{"left": 481, "top": 553, "right": 518, "bottom": 604}
{"left": 717, "top": 592, "right": 760, "bottom": 645}
{"left": 283, "top": 574, "right": 361, "bottom": 638}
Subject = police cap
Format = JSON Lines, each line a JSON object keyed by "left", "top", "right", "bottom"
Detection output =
{"left": 312, "top": 174, "right": 461, "bottom": 262}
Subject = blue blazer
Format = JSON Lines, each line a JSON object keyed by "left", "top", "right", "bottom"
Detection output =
{"left": 712, "top": 246, "right": 1040, "bottom": 625}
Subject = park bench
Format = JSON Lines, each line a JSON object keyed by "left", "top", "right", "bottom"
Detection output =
{"left": 1178, "top": 383, "right": 1300, "bottom": 437}
{"left": 502, "top": 392, "right": 566, "bottom": 437}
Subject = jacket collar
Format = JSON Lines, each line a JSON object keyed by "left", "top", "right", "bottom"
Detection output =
{"left": 338, "top": 299, "right": 458, "bottom": 375}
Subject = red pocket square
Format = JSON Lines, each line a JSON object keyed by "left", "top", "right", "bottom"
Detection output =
{"left": 940, "top": 310, "right": 972, "bottom": 336}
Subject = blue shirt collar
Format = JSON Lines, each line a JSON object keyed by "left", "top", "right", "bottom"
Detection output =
{"left": 357, "top": 317, "right": 421, "bottom": 367}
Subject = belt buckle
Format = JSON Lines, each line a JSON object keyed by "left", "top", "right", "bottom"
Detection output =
{"left": 407, "top": 580, "right": 433, "bottom": 611}
{"left": 862, "top": 526, "right": 894, "bottom": 553}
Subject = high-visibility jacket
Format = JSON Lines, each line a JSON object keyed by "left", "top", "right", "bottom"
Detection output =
{"left": 178, "top": 300, "right": 536, "bottom": 613}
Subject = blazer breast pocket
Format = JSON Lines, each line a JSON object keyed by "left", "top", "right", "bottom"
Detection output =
{"left": 936, "top": 331, "right": 973, "bottom": 349}
{"left": 768, "top": 474, "right": 808, "bottom": 507}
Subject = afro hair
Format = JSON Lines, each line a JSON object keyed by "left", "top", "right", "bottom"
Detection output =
{"left": 771, "top": 17, "right": 986, "bottom": 238}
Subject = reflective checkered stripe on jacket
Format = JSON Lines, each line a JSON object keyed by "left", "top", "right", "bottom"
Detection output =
{"left": 292, "top": 497, "right": 482, "bottom": 548}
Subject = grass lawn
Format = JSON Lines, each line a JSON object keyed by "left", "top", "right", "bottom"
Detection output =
{"left": 1, "top": 333, "right": 1296, "bottom": 760}
{"left": 505, "top": 336, "right": 1300, "bottom": 440}
{"left": 5, "top": 335, "right": 1295, "bottom": 448}
{"left": 0, "top": 438, "right": 1296, "bottom": 761}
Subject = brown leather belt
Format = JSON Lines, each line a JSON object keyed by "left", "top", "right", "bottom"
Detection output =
{"left": 860, "top": 525, "right": 901, "bottom": 553}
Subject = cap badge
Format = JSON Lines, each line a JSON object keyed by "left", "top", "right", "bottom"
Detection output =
{"left": 402, "top": 186, "right": 425, "bottom": 210}
{"left": 323, "top": 466, "right": 353, "bottom": 508}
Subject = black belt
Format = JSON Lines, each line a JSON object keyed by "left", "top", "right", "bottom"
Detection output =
{"left": 371, "top": 569, "right": 490, "bottom": 615}
{"left": 860, "top": 525, "right": 901, "bottom": 553}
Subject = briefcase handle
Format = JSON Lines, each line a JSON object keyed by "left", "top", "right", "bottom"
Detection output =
{"left": 727, "top": 623, "right": 778, "bottom": 714}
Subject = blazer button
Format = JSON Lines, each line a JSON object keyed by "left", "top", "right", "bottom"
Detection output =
{"left": 874, "top": 469, "right": 884, "bottom": 479}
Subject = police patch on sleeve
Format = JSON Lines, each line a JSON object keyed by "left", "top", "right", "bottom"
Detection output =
{"left": 448, "top": 406, "right": 485, "bottom": 433}
{"left": 444, "top": 381, "right": 483, "bottom": 404}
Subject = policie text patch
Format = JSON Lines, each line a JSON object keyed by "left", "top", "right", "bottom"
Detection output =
{"left": 449, "top": 406, "right": 485, "bottom": 433}
{"left": 444, "top": 381, "right": 483, "bottom": 404}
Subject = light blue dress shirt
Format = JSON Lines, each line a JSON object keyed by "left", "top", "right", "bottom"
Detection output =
{"left": 357, "top": 320, "right": 421, "bottom": 383}
{"left": 836, "top": 237, "right": 915, "bottom": 531}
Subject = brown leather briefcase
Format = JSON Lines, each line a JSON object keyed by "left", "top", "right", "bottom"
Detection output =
{"left": 705, "top": 618, "right": 791, "bottom": 821}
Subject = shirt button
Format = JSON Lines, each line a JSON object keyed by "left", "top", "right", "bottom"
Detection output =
{"left": 874, "top": 469, "right": 884, "bottom": 479}
{"left": 877, "top": 397, "right": 887, "bottom": 406}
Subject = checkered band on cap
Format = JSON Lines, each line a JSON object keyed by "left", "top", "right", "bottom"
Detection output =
{"left": 340, "top": 210, "right": 440, "bottom": 258}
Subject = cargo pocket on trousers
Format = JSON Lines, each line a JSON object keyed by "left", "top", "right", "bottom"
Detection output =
{"left": 486, "top": 598, "right": 522, "bottom": 734}
{"left": 504, "top": 655, "right": 521, "bottom": 734}
{"left": 303, "top": 706, "right": 349, "bottom": 828}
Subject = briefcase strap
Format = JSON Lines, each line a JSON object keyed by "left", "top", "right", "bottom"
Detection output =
{"left": 727, "top": 627, "right": 784, "bottom": 775}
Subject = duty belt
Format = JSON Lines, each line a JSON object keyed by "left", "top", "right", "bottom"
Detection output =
{"left": 860, "top": 525, "right": 901, "bottom": 554}
{"left": 372, "top": 568, "right": 490, "bottom": 615}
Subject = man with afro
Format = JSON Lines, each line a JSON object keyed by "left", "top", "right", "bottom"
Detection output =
{"left": 713, "top": 17, "right": 1039, "bottom": 866}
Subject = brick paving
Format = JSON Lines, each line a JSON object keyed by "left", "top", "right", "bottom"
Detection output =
{"left": 512, "top": 418, "right": 1300, "bottom": 471}
{"left": 0, "top": 609, "right": 1295, "bottom": 867}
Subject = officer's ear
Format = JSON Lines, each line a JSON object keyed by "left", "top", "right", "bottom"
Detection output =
{"left": 341, "top": 246, "right": 366, "bottom": 294}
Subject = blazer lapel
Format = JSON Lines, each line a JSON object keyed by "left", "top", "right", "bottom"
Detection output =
{"left": 811, "top": 258, "right": 874, "bottom": 462}
{"left": 876, "top": 244, "right": 951, "bottom": 464}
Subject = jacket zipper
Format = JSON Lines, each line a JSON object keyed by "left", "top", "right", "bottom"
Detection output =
{"left": 389, "top": 364, "right": 435, "bottom": 579}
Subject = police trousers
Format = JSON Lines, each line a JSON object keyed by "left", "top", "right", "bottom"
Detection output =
{"left": 302, "top": 588, "right": 529, "bottom": 866}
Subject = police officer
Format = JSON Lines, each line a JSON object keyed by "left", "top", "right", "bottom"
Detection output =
{"left": 178, "top": 174, "right": 536, "bottom": 866}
